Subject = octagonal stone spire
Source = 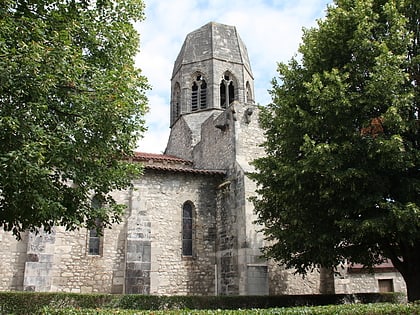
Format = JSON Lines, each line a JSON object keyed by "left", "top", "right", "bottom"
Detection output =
{"left": 172, "top": 22, "right": 252, "bottom": 78}
{"left": 170, "top": 22, "right": 255, "bottom": 126}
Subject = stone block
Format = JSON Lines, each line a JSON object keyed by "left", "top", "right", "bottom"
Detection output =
{"left": 27, "top": 254, "right": 39, "bottom": 262}
{"left": 114, "top": 271, "right": 124, "bottom": 278}
{"left": 113, "top": 277, "right": 124, "bottom": 285}
{"left": 24, "top": 285, "right": 35, "bottom": 291}
{"left": 111, "top": 284, "right": 123, "bottom": 294}
{"left": 127, "top": 252, "right": 142, "bottom": 262}
{"left": 80, "top": 286, "right": 93, "bottom": 294}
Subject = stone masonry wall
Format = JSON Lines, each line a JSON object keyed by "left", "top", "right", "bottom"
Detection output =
{"left": 50, "top": 224, "right": 127, "bottom": 294}
{"left": 334, "top": 266, "right": 407, "bottom": 295}
{"left": 166, "top": 110, "right": 221, "bottom": 160}
{"left": 0, "top": 192, "right": 128, "bottom": 294}
{"left": 268, "top": 262, "right": 322, "bottom": 295}
{"left": 0, "top": 231, "right": 28, "bottom": 291}
{"left": 0, "top": 169, "right": 221, "bottom": 295}
{"left": 50, "top": 190, "right": 128, "bottom": 294}
{"left": 24, "top": 229, "right": 56, "bottom": 291}
{"left": 132, "top": 170, "right": 221, "bottom": 295}
{"left": 216, "top": 181, "right": 239, "bottom": 295}
{"left": 165, "top": 116, "right": 193, "bottom": 160}
{"left": 193, "top": 107, "right": 236, "bottom": 171}
{"left": 233, "top": 103, "right": 269, "bottom": 295}
{"left": 233, "top": 103, "right": 265, "bottom": 173}
{"left": 125, "top": 186, "right": 152, "bottom": 295}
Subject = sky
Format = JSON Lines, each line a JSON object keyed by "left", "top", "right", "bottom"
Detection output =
{"left": 134, "top": 0, "right": 332, "bottom": 153}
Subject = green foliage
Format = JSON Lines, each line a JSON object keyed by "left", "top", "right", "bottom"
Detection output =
{"left": 0, "top": 291, "right": 404, "bottom": 314}
{"left": 34, "top": 303, "right": 420, "bottom": 315}
{"left": 250, "top": 0, "right": 420, "bottom": 301}
{"left": 0, "top": 291, "right": 117, "bottom": 314}
{"left": 0, "top": 0, "right": 149, "bottom": 238}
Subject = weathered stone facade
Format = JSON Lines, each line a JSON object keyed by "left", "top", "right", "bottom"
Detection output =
{"left": 0, "top": 21, "right": 407, "bottom": 297}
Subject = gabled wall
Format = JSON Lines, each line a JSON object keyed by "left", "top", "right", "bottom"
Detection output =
{"left": 0, "top": 169, "right": 222, "bottom": 296}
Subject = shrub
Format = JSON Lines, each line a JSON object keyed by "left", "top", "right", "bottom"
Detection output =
{"left": 0, "top": 291, "right": 407, "bottom": 314}
{"left": 0, "top": 292, "right": 116, "bottom": 315}
{"left": 37, "top": 303, "right": 420, "bottom": 315}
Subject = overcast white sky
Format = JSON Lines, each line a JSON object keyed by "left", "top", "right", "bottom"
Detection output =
{"left": 134, "top": 0, "right": 332, "bottom": 153}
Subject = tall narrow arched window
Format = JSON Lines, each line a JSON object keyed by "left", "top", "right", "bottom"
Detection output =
{"left": 191, "top": 75, "right": 207, "bottom": 111}
{"left": 220, "top": 73, "right": 235, "bottom": 109}
{"left": 182, "top": 202, "right": 193, "bottom": 256}
{"left": 228, "top": 81, "right": 234, "bottom": 104}
{"left": 200, "top": 80, "right": 207, "bottom": 109}
{"left": 246, "top": 81, "right": 253, "bottom": 103}
{"left": 192, "top": 82, "right": 199, "bottom": 111}
{"left": 88, "top": 195, "right": 104, "bottom": 256}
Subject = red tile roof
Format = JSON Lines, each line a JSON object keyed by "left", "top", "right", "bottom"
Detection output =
{"left": 131, "top": 152, "right": 225, "bottom": 176}
{"left": 133, "top": 152, "right": 192, "bottom": 164}
{"left": 144, "top": 164, "right": 226, "bottom": 175}
{"left": 348, "top": 260, "right": 397, "bottom": 273}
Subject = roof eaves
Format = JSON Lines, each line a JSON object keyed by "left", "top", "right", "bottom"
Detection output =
{"left": 144, "top": 165, "right": 226, "bottom": 176}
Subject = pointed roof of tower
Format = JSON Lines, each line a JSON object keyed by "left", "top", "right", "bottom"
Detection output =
{"left": 172, "top": 22, "right": 253, "bottom": 78}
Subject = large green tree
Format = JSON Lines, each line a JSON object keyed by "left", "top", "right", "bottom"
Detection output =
{"left": 0, "top": 0, "right": 149, "bottom": 238}
{"left": 251, "top": 0, "right": 420, "bottom": 301}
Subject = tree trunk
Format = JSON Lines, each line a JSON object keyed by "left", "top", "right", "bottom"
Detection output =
{"left": 390, "top": 246, "right": 420, "bottom": 302}
{"left": 404, "top": 273, "right": 420, "bottom": 303}
{"left": 319, "top": 267, "right": 335, "bottom": 294}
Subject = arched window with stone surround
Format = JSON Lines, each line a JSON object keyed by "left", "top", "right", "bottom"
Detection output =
{"left": 191, "top": 74, "right": 207, "bottom": 111}
{"left": 173, "top": 82, "right": 181, "bottom": 119}
{"left": 246, "top": 81, "right": 253, "bottom": 103}
{"left": 220, "top": 72, "right": 235, "bottom": 109}
{"left": 182, "top": 201, "right": 194, "bottom": 256}
{"left": 88, "top": 195, "right": 104, "bottom": 256}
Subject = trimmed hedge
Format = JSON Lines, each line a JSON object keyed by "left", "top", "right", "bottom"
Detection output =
{"left": 0, "top": 291, "right": 406, "bottom": 315}
{"left": 116, "top": 292, "right": 404, "bottom": 310}
{"left": 38, "top": 303, "right": 420, "bottom": 315}
{"left": 0, "top": 292, "right": 117, "bottom": 315}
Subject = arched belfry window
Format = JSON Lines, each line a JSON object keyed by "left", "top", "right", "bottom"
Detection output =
{"left": 220, "top": 73, "right": 235, "bottom": 109}
{"left": 246, "top": 81, "right": 253, "bottom": 103}
{"left": 173, "top": 82, "right": 181, "bottom": 119}
{"left": 191, "top": 75, "right": 207, "bottom": 111}
{"left": 182, "top": 202, "right": 193, "bottom": 256}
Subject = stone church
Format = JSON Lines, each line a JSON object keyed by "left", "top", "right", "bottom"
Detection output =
{"left": 0, "top": 22, "right": 406, "bottom": 296}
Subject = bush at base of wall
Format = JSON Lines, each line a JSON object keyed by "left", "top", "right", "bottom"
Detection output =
{"left": 0, "top": 291, "right": 406, "bottom": 315}
{"left": 39, "top": 303, "right": 420, "bottom": 315}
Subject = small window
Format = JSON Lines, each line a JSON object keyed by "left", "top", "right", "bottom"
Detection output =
{"left": 378, "top": 279, "right": 394, "bottom": 293}
{"left": 182, "top": 202, "right": 193, "bottom": 256}
{"left": 88, "top": 196, "right": 103, "bottom": 256}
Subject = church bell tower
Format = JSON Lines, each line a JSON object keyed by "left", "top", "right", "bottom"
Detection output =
{"left": 169, "top": 22, "right": 255, "bottom": 126}
{"left": 165, "top": 22, "right": 256, "bottom": 160}
{"left": 165, "top": 22, "right": 269, "bottom": 295}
